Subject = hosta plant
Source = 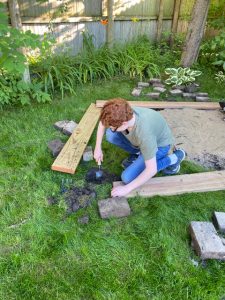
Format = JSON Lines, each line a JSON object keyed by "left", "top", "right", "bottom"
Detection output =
{"left": 165, "top": 67, "right": 202, "bottom": 86}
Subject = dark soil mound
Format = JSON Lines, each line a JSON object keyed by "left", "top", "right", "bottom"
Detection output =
{"left": 85, "top": 167, "right": 120, "bottom": 184}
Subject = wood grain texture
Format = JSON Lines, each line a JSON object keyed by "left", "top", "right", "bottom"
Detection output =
{"left": 51, "top": 104, "right": 100, "bottom": 174}
{"left": 113, "top": 171, "right": 225, "bottom": 198}
{"left": 96, "top": 100, "right": 220, "bottom": 110}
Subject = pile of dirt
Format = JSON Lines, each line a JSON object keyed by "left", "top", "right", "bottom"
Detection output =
{"left": 85, "top": 167, "right": 120, "bottom": 184}
{"left": 161, "top": 108, "right": 225, "bottom": 170}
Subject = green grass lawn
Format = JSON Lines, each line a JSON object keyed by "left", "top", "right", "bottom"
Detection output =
{"left": 0, "top": 74, "right": 225, "bottom": 300}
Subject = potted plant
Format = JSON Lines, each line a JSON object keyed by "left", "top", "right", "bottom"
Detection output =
{"left": 165, "top": 67, "right": 202, "bottom": 93}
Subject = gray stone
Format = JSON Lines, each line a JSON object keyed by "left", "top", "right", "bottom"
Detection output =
{"left": 149, "top": 78, "right": 161, "bottom": 84}
{"left": 138, "top": 82, "right": 149, "bottom": 88}
{"left": 196, "top": 92, "right": 208, "bottom": 97}
{"left": 196, "top": 96, "right": 210, "bottom": 102}
{"left": 78, "top": 215, "right": 89, "bottom": 224}
{"left": 189, "top": 221, "right": 225, "bottom": 260}
{"left": 172, "top": 85, "right": 185, "bottom": 90}
{"left": 131, "top": 88, "right": 142, "bottom": 97}
{"left": 153, "top": 86, "right": 166, "bottom": 93}
{"left": 182, "top": 93, "right": 196, "bottom": 99}
{"left": 83, "top": 146, "right": 93, "bottom": 162}
{"left": 152, "top": 82, "right": 165, "bottom": 88}
{"left": 213, "top": 212, "right": 225, "bottom": 233}
{"left": 54, "top": 120, "right": 70, "bottom": 131}
{"left": 146, "top": 92, "right": 160, "bottom": 99}
{"left": 98, "top": 197, "right": 131, "bottom": 219}
{"left": 169, "top": 89, "right": 183, "bottom": 96}
{"left": 47, "top": 139, "right": 65, "bottom": 157}
{"left": 62, "top": 121, "right": 78, "bottom": 136}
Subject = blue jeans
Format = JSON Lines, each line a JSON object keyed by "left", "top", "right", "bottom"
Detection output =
{"left": 106, "top": 129, "right": 172, "bottom": 184}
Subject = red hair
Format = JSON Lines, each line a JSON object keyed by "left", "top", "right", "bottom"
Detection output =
{"left": 100, "top": 98, "right": 133, "bottom": 127}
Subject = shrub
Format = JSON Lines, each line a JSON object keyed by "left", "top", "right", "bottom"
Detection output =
{"left": 165, "top": 67, "right": 202, "bottom": 86}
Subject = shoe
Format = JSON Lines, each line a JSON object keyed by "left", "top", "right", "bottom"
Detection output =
{"left": 121, "top": 153, "right": 139, "bottom": 169}
{"left": 163, "top": 149, "right": 186, "bottom": 175}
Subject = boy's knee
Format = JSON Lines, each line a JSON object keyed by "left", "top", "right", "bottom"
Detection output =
{"left": 121, "top": 170, "right": 132, "bottom": 184}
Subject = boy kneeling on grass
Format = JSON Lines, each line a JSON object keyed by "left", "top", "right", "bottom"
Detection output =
{"left": 94, "top": 98, "right": 186, "bottom": 197}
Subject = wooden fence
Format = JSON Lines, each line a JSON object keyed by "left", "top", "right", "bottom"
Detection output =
{"left": 8, "top": 0, "right": 215, "bottom": 54}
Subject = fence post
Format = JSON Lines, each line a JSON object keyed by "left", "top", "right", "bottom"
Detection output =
{"left": 106, "top": 0, "right": 114, "bottom": 48}
{"left": 170, "top": 0, "right": 181, "bottom": 47}
{"left": 156, "top": 0, "right": 164, "bottom": 42}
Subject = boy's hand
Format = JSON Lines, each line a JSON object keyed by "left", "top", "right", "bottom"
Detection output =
{"left": 94, "top": 147, "right": 103, "bottom": 163}
{"left": 111, "top": 185, "right": 131, "bottom": 197}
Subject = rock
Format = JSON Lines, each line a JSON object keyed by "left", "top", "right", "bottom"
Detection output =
{"left": 182, "top": 93, "right": 196, "bottom": 99}
{"left": 152, "top": 82, "right": 165, "bottom": 88}
{"left": 149, "top": 78, "right": 161, "bottom": 84}
{"left": 189, "top": 221, "right": 225, "bottom": 260}
{"left": 169, "top": 89, "right": 183, "bottom": 96}
{"left": 62, "top": 121, "right": 78, "bottom": 136}
{"left": 138, "top": 82, "right": 149, "bottom": 88}
{"left": 78, "top": 215, "right": 89, "bottom": 224}
{"left": 172, "top": 85, "right": 185, "bottom": 90}
{"left": 153, "top": 86, "right": 166, "bottom": 93}
{"left": 183, "top": 83, "right": 199, "bottom": 93}
{"left": 146, "top": 92, "right": 160, "bottom": 99}
{"left": 98, "top": 197, "right": 131, "bottom": 219}
{"left": 54, "top": 120, "right": 70, "bottom": 131}
{"left": 131, "top": 88, "right": 142, "bottom": 97}
{"left": 196, "top": 96, "right": 210, "bottom": 102}
{"left": 213, "top": 212, "right": 225, "bottom": 233}
{"left": 196, "top": 92, "right": 208, "bottom": 97}
{"left": 47, "top": 139, "right": 65, "bottom": 157}
{"left": 83, "top": 146, "right": 93, "bottom": 162}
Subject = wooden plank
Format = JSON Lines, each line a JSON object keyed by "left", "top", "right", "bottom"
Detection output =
{"left": 156, "top": 0, "right": 164, "bottom": 42}
{"left": 96, "top": 100, "right": 220, "bottom": 110}
{"left": 113, "top": 171, "right": 225, "bottom": 198}
{"left": 51, "top": 104, "right": 100, "bottom": 174}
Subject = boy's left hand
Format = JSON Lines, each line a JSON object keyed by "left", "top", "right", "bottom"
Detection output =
{"left": 111, "top": 185, "right": 131, "bottom": 197}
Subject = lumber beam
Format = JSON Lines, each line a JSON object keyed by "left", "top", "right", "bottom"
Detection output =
{"left": 113, "top": 171, "right": 225, "bottom": 198}
{"left": 51, "top": 104, "right": 100, "bottom": 174}
{"left": 96, "top": 100, "right": 220, "bottom": 110}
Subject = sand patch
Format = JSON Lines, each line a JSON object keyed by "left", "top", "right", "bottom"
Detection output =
{"left": 161, "top": 108, "right": 225, "bottom": 170}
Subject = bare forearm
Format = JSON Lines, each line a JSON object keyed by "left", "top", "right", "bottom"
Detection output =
{"left": 95, "top": 121, "right": 105, "bottom": 148}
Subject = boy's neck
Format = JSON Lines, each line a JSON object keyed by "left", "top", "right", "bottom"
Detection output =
{"left": 127, "top": 114, "right": 136, "bottom": 132}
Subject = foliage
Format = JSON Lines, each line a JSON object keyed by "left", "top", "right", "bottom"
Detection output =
{"left": 208, "top": 1, "right": 225, "bottom": 30}
{"left": 199, "top": 31, "right": 225, "bottom": 71}
{"left": 165, "top": 67, "right": 202, "bottom": 86}
{"left": 215, "top": 71, "right": 225, "bottom": 83}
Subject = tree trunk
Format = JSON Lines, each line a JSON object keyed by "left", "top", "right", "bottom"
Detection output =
{"left": 8, "top": 0, "right": 31, "bottom": 83}
{"left": 156, "top": 0, "right": 164, "bottom": 42}
{"left": 181, "top": 0, "right": 210, "bottom": 67}
{"left": 106, "top": 0, "right": 114, "bottom": 48}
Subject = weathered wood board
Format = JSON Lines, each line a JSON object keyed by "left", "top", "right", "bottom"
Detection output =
{"left": 113, "top": 171, "right": 225, "bottom": 198}
{"left": 96, "top": 100, "right": 220, "bottom": 110}
{"left": 51, "top": 104, "right": 100, "bottom": 174}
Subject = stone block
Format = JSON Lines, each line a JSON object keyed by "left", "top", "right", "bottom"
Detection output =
{"left": 98, "top": 197, "right": 131, "bottom": 219}
{"left": 146, "top": 92, "right": 160, "bottom": 99}
{"left": 54, "top": 120, "right": 70, "bottom": 131}
{"left": 149, "top": 78, "right": 161, "bottom": 84}
{"left": 131, "top": 88, "right": 142, "bottom": 97}
{"left": 62, "top": 121, "right": 78, "bottom": 136}
{"left": 47, "top": 139, "right": 65, "bottom": 157}
{"left": 182, "top": 93, "right": 196, "bottom": 99}
{"left": 189, "top": 221, "right": 225, "bottom": 260}
{"left": 196, "top": 96, "right": 210, "bottom": 102}
{"left": 138, "top": 82, "right": 149, "bottom": 88}
{"left": 152, "top": 82, "right": 165, "bottom": 88}
{"left": 213, "top": 212, "right": 225, "bottom": 233}
{"left": 169, "top": 89, "right": 183, "bottom": 96}
{"left": 153, "top": 86, "right": 166, "bottom": 93}
{"left": 196, "top": 92, "right": 208, "bottom": 97}
{"left": 83, "top": 146, "right": 93, "bottom": 162}
{"left": 172, "top": 85, "right": 185, "bottom": 90}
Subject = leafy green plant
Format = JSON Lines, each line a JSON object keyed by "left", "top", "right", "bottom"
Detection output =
{"left": 165, "top": 67, "right": 202, "bottom": 86}
{"left": 215, "top": 71, "right": 225, "bottom": 83}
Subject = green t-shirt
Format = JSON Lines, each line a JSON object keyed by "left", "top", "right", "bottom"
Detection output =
{"left": 123, "top": 107, "right": 175, "bottom": 160}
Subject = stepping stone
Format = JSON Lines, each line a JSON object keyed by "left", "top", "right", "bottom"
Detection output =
{"left": 152, "top": 82, "right": 165, "bottom": 88}
{"left": 153, "top": 86, "right": 166, "bottom": 93}
{"left": 196, "top": 92, "right": 208, "bottom": 97}
{"left": 131, "top": 88, "right": 142, "bottom": 97}
{"left": 196, "top": 96, "right": 210, "bottom": 102}
{"left": 54, "top": 120, "right": 70, "bottom": 131}
{"left": 146, "top": 92, "right": 160, "bottom": 99}
{"left": 213, "top": 212, "right": 225, "bottom": 233}
{"left": 62, "top": 121, "right": 77, "bottom": 136}
{"left": 138, "top": 82, "right": 149, "bottom": 88}
{"left": 170, "top": 89, "right": 183, "bottom": 96}
{"left": 182, "top": 93, "right": 196, "bottom": 99}
{"left": 83, "top": 146, "right": 93, "bottom": 162}
{"left": 149, "top": 78, "right": 161, "bottom": 84}
{"left": 189, "top": 221, "right": 225, "bottom": 260}
{"left": 48, "top": 139, "right": 65, "bottom": 157}
{"left": 98, "top": 197, "right": 131, "bottom": 219}
{"left": 172, "top": 85, "right": 185, "bottom": 90}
